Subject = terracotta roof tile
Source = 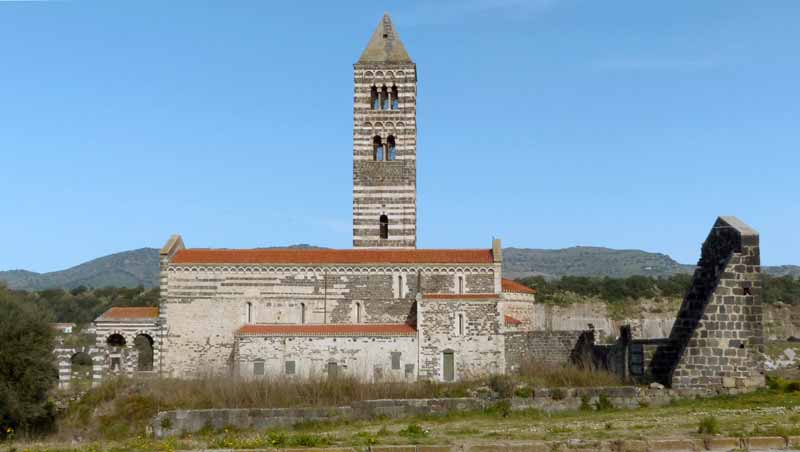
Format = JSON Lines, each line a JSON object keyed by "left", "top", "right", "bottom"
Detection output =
{"left": 171, "top": 248, "right": 494, "bottom": 265}
{"left": 501, "top": 278, "right": 536, "bottom": 294}
{"left": 423, "top": 293, "right": 499, "bottom": 300}
{"left": 236, "top": 323, "right": 416, "bottom": 337}
{"left": 504, "top": 315, "right": 523, "bottom": 325}
{"left": 98, "top": 307, "right": 159, "bottom": 320}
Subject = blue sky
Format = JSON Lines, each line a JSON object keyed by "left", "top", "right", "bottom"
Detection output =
{"left": 1, "top": 0, "right": 798, "bottom": 272}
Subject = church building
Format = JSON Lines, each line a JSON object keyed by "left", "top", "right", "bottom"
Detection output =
{"left": 151, "top": 14, "right": 537, "bottom": 381}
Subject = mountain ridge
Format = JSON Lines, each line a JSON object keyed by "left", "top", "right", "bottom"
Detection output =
{"left": 1, "top": 246, "right": 797, "bottom": 291}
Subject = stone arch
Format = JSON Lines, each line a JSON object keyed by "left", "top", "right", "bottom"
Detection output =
{"left": 133, "top": 333, "right": 155, "bottom": 372}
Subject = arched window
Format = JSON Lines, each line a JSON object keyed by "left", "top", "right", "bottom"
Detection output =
{"left": 370, "top": 86, "right": 379, "bottom": 110}
{"left": 355, "top": 302, "right": 362, "bottom": 323}
{"left": 373, "top": 136, "right": 384, "bottom": 161}
{"left": 387, "top": 135, "right": 396, "bottom": 161}
{"left": 300, "top": 303, "right": 306, "bottom": 324}
{"left": 246, "top": 302, "right": 253, "bottom": 324}
{"left": 391, "top": 85, "right": 399, "bottom": 110}
{"left": 381, "top": 85, "right": 389, "bottom": 110}
{"left": 458, "top": 276, "right": 464, "bottom": 294}
{"left": 379, "top": 214, "right": 389, "bottom": 239}
{"left": 134, "top": 334, "right": 154, "bottom": 371}
{"left": 457, "top": 313, "right": 465, "bottom": 336}
{"left": 106, "top": 333, "right": 126, "bottom": 348}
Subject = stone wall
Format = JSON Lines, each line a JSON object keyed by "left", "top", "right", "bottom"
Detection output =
{"left": 162, "top": 264, "right": 495, "bottom": 377}
{"left": 236, "top": 334, "right": 417, "bottom": 382}
{"left": 652, "top": 216, "right": 765, "bottom": 390}
{"left": 504, "top": 331, "right": 584, "bottom": 373}
{"left": 417, "top": 297, "right": 504, "bottom": 380}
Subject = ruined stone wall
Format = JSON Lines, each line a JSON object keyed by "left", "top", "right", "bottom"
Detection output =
{"left": 654, "top": 217, "right": 765, "bottom": 390}
{"left": 94, "top": 318, "right": 160, "bottom": 379}
{"left": 498, "top": 300, "right": 536, "bottom": 332}
{"left": 504, "top": 331, "right": 584, "bottom": 373}
{"left": 162, "top": 264, "right": 495, "bottom": 377}
{"left": 353, "top": 63, "right": 417, "bottom": 248}
{"left": 417, "top": 298, "right": 504, "bottom": 380}
{"left": 236, "top": 334, "right": 417, "bottom": 382}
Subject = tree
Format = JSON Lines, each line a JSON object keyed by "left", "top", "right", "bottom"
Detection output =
{"left": 0, "top": 286, "right": 57, "bottom": 439}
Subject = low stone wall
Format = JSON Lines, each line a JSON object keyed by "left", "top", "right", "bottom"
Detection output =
{"left": 151, "top": 387, "right": 699, "bottom": 438}
{"left": 152, "top": 398, "right": 485, "bottom": 438}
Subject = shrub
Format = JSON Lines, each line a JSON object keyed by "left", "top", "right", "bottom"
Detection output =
{"left": 698, "top": 416, "right": 720, "bottom": 435}
{"left": 595, "top": 394, "right": 614, "bottom": 411}
{"left": 579, "top": 395, "right": 592, "bottom": 411}
{"left": 0, "top": 288, "right": 58, "bottom": 439}
{"left": 514, "top": 386, "right": 533, "bottom": 398}
{"left": 489, "top": 375, "right": 515, "bottom": 399}
{"left": 485, "top": 400, "right": 512, "bottom": 418}
{"left": 784, "top": 381, "right": 800, "bottom": 393}
{"left": 550, "top": 389, "right": 566, "bottom": 400}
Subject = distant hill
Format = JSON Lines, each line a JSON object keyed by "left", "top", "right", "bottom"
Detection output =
{"left": 0, "top": 248, "right": 160, "bottom": 291}
{"left": 1, "top": 245, "right": 797, "bottom": 291}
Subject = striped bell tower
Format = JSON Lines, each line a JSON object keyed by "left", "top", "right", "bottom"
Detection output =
{"left": 352, "top": 14, "right": 417, "bottom": 249}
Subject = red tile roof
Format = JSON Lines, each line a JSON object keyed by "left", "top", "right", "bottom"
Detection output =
{"left": 98, "top": 307, "right": 159, "bottom": 320}
{"left": 236, "top": 323, "right": 417, "bottom": 337}
{"left": 501, "top": 278, "right": 536, "bottom": 294}
{"left": 171, "top": 248, "right": 494, "bottom": 265}
{"left": 504, "top": 315, "right": 523, "bottom": 325}
{"left": 423, "top": 293, "right": 499, "bottom": 300}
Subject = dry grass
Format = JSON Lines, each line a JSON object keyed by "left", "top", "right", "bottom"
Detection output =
{"left": 518, "top": 362, "right": 623, "bottom": 388}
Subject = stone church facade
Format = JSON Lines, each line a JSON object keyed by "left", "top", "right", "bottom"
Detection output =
{"left": 83, "top": 15, "right": 764, "bottom": 391}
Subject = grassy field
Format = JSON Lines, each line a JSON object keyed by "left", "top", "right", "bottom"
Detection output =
{"left": 6, "top": 377, "right": 800, "bottom": 452}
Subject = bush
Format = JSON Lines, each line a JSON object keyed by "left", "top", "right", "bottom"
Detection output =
{"left": 514, "top": 386, "right": 533, "bottom": 398}
{"left": 595, "top": 394, "right": 614, "bottom": 411}
{"left": 698, "top": 416, "right": 720, "bottom": 435}
{"left": 0, "top": 287, "right": 58, "bottom": 439}
{"left": 784, "top": 381, "right": 800, "bottom": 393}
{"left": 489, "top": 375, "right": 515, "bottom": 399}
{"left": 399, "top": 423, "right": 428, "bottom": 438}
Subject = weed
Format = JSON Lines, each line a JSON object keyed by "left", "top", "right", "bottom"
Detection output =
{"left": 551, "top": 389, "right": 566, "bottom": 401}
{"left": 698, "top": 416, "right": 720, "bottom": 435}
{"left": 595, "top": 394, "right": 614, "bottom": 411}
{"left": 514, "top": 386, "right": 534, "bottom": 398}
{"left": 159, "top": 417, "right": 173, "bottom": 430}
{"left": 399, "top": 423, "right": 428, "bottom": 438}
{"left": 489, "top": 375, "right": 515, "bottom": 399}
{"left": 579, "top": 395, "right": 592, "bottom": 411}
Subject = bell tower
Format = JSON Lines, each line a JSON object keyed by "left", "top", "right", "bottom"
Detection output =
{"left": 353, "top": 14, "right": 417, "bottom": 249}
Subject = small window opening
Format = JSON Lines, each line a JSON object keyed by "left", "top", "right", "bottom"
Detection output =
{"left": 387, "top": 135, "right": 396, "bottom": 161}
{"left": 253, "top": 360, "right": 265, "bottom": 376}
{"left": 743, "top": 287, "right": 752, "bottom": 295}
{"left": 246, "top": 302, "right": 253, "bottom": 323}
{"left": 370, "top": 85, "right": 379, "bottom": 110}
{"left": 327, "top": 361, "right": 339, "bottom": 379}
{"left": 300, "top": 303, "right": 306, "bottom": 324}
{"left": 458, "top": 313, "right": 465, "bottom": 336}
{"left": 397, "top": 274, "right": 403, "bottom": 298}
{"left": 373, "top": 135, "right": 384, "bottom": 161}
{"left": 382, "top": 33, "right": 388, "bottom": 38}
{"left": 355, "top": 302, "right": 362, "bottom": 323}
{"left": 391, "top": 85, "right": 399, "bottom": 109}
{"left": 379, "top": 214, "right": 389, "bottom": 239}
{"left": 458, "top": 276, "right": 464, "bottom": 294}
{"left": 381, "top": 85, "right": 389, "bottom": 110}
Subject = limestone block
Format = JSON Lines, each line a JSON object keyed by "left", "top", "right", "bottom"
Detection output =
{"left": 646, "top": 439, "right": 701, "bottom": 451}
{"left": 704, "top": 437, "right": 740, "bottom": 451}
{"left": 745, "top": 436, "right": 787, "bottom": 450}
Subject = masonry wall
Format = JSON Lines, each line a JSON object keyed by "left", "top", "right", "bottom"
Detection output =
{"left": 353, "top": 63, "right": 418, "bottom": 248}
{"left": 654, "top": 217, "right": 765, "bottom": 390}
{"left": 417, "top": 298, "right": 504, "bottom": 380}
{"left": 504, "top": 331, "right": 584, "bottom": 373}
{"left": 236, "top": 334, "right": 418, "bottom": 382}
{"left": 162, "top": 264, "right": 496, "bottom": 377}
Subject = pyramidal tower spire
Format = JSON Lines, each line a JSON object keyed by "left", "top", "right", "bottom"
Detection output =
{"left": 352, "top": 14, "right": 417, "bottom": 249}
{"left": 358, "top": 13, "right": 413, "bottom": 64}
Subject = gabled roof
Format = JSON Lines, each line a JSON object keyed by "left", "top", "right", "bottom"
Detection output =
{"left": 501, "top": 278, "right": 536, "bottom": 294}
{"left": 97, "top": 307, "right": 159, "bottom": 321}
{"left": 171, "top": 248, "right": 493, "bottom": 265}
{"left": 236, "top": 323, "right": 416, "bottom": 337}
{"left": 357, "top": 13, "right": 412, "bottom": 64}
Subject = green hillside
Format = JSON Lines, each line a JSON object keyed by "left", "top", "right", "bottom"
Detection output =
{"left": 1, "top": 246, "right": 797, "bottom": 290}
